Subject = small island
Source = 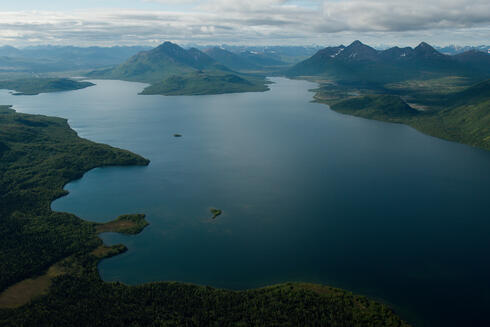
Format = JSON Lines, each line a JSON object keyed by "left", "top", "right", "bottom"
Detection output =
{"left": 210, "top": 208, "right": 222, "bottom": 219}
{"left": 95, "top": 214, "right": 149, "bottom": 235}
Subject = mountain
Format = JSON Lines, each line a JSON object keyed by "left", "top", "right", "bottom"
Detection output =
{"left": 89, "top": 41, "right": 223, "bottom": 82}
{"left": 212, "top": 45, "right": 322, "bottom": 64}
{"left": 204, "top": 47, "right": 259, "bottom": 71}
{"left": 287, "top": 41, "right": 490, "bottom": 84}
{"left": 335, "top": 40, "right": 379, "bottom": 61}
{"left": 89, "top": 41, "right": 269, "bottom": 96}
{"left": 0, "top": 45, "right": 22, "bottom": 57}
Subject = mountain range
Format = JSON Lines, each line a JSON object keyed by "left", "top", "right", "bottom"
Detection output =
{"left": 436, "top": 45, "right": 490, "bottom": 55}
{"left": 0, "top": 45, "right": 150, "bottom": 73}
{"left": 287, "top": 41, "right": 490, "bottom": 84}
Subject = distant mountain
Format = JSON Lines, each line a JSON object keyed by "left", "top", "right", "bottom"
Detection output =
{"left": 0, "top": 46, "right": 22, "bottom": 57}
{"left": 287, "top": 41, "right": 490, "bottom": 84}
{"left": 204, "top": 47, "right": 259, "bottom": 71}
{"left": 238, "top": 50, "right": 286, "bottom": 67}
{"left": 436, "top": 45, "right": 490, "bottom": 55}
{"left": 199, "top": 45, "right": 321, "bottom": 65}
{"left": 0, "top": 45, "right": 150, "bottom": 72}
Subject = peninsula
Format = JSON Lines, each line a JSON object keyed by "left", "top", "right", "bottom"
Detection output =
{"left": 0, "top": 78, "right": 94, "bottom": 95}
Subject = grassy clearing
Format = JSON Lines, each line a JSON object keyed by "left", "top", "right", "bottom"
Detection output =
{"left": 0, "top": 263, "right": 64, "bottom": 309}
{"left": 95, "top": 214, "right": 149, "bottom": 235}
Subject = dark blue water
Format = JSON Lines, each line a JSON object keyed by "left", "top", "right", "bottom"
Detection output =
{"left": 2, "top": 78, "right": 489, "bottom": 326}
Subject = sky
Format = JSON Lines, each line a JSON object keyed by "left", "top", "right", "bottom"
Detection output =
{"left": 1, "top": 0, "right": 489, "bottom": 47}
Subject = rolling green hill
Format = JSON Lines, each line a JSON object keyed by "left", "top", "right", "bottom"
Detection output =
{"left": 331, "top": 95, "right": 419, "bottom": 121}
{"left": 0, "top": 78, "right": 94, "bottom": 95}
{"left": 0, "top": 105, "right": 409, "bottom": 326}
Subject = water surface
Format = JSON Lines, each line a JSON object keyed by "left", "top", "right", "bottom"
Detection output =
{"left": 2, "top": 78, "right": 489, "bottom": 327}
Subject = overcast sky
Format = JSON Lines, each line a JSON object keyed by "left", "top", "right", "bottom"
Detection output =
{"left": 1, "top": 0, "right": 489, "bottom": 47}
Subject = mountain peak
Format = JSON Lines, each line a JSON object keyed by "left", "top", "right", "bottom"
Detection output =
{"left": 341, "top": 40, "right": 378, "bottom": 61}
{"left": 349, "top": 40, "right": 364, "bottom": 47}
{"left": 156, "top": 41, "right": 181, "bottom": 50}
{"left": 415, "top": 42, "right": 434, "bottom": 49}
{"left": 414, "top": 42, "right": 443, "bottom": 57}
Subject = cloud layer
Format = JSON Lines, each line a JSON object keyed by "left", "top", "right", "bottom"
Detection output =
{"left": 1, "top": 0, "right": 489, "bottom": 46}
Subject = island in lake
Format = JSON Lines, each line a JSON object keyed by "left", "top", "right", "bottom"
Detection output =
{"left": 210, "top": 208, "right": 223, "bottom": 219}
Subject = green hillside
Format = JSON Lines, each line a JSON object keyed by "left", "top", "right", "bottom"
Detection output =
{"left": 326, "top": 80, "right": 490, "bottom": 150}
{"left": 0, "top": 78, "right": 94, "bottom": 95}
{"left": 88, "top": 42, "right": 218, "bottom": 83}
{"left": 331, "top": 95, "right": 419, "bottom": 121}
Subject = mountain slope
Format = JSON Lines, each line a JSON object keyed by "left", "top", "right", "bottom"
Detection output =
{"left": 0, "top": 46, "right": 149, "bottom": 72}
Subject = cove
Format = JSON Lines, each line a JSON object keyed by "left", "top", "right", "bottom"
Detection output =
{"left": 2, "top": 78, "right": 490, "bottom": 327}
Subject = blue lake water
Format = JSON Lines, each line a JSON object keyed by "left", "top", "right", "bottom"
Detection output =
{"left": 2, "top": 78, "right": 489, "bottom": 326}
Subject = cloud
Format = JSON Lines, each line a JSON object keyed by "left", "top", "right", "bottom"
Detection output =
{"left": 0, "top": 0, "right": 489, "bottom": 46}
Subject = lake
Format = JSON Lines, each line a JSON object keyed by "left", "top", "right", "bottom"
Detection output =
{"left": 2, "top": 78, "right": 489, "bottom": 326}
